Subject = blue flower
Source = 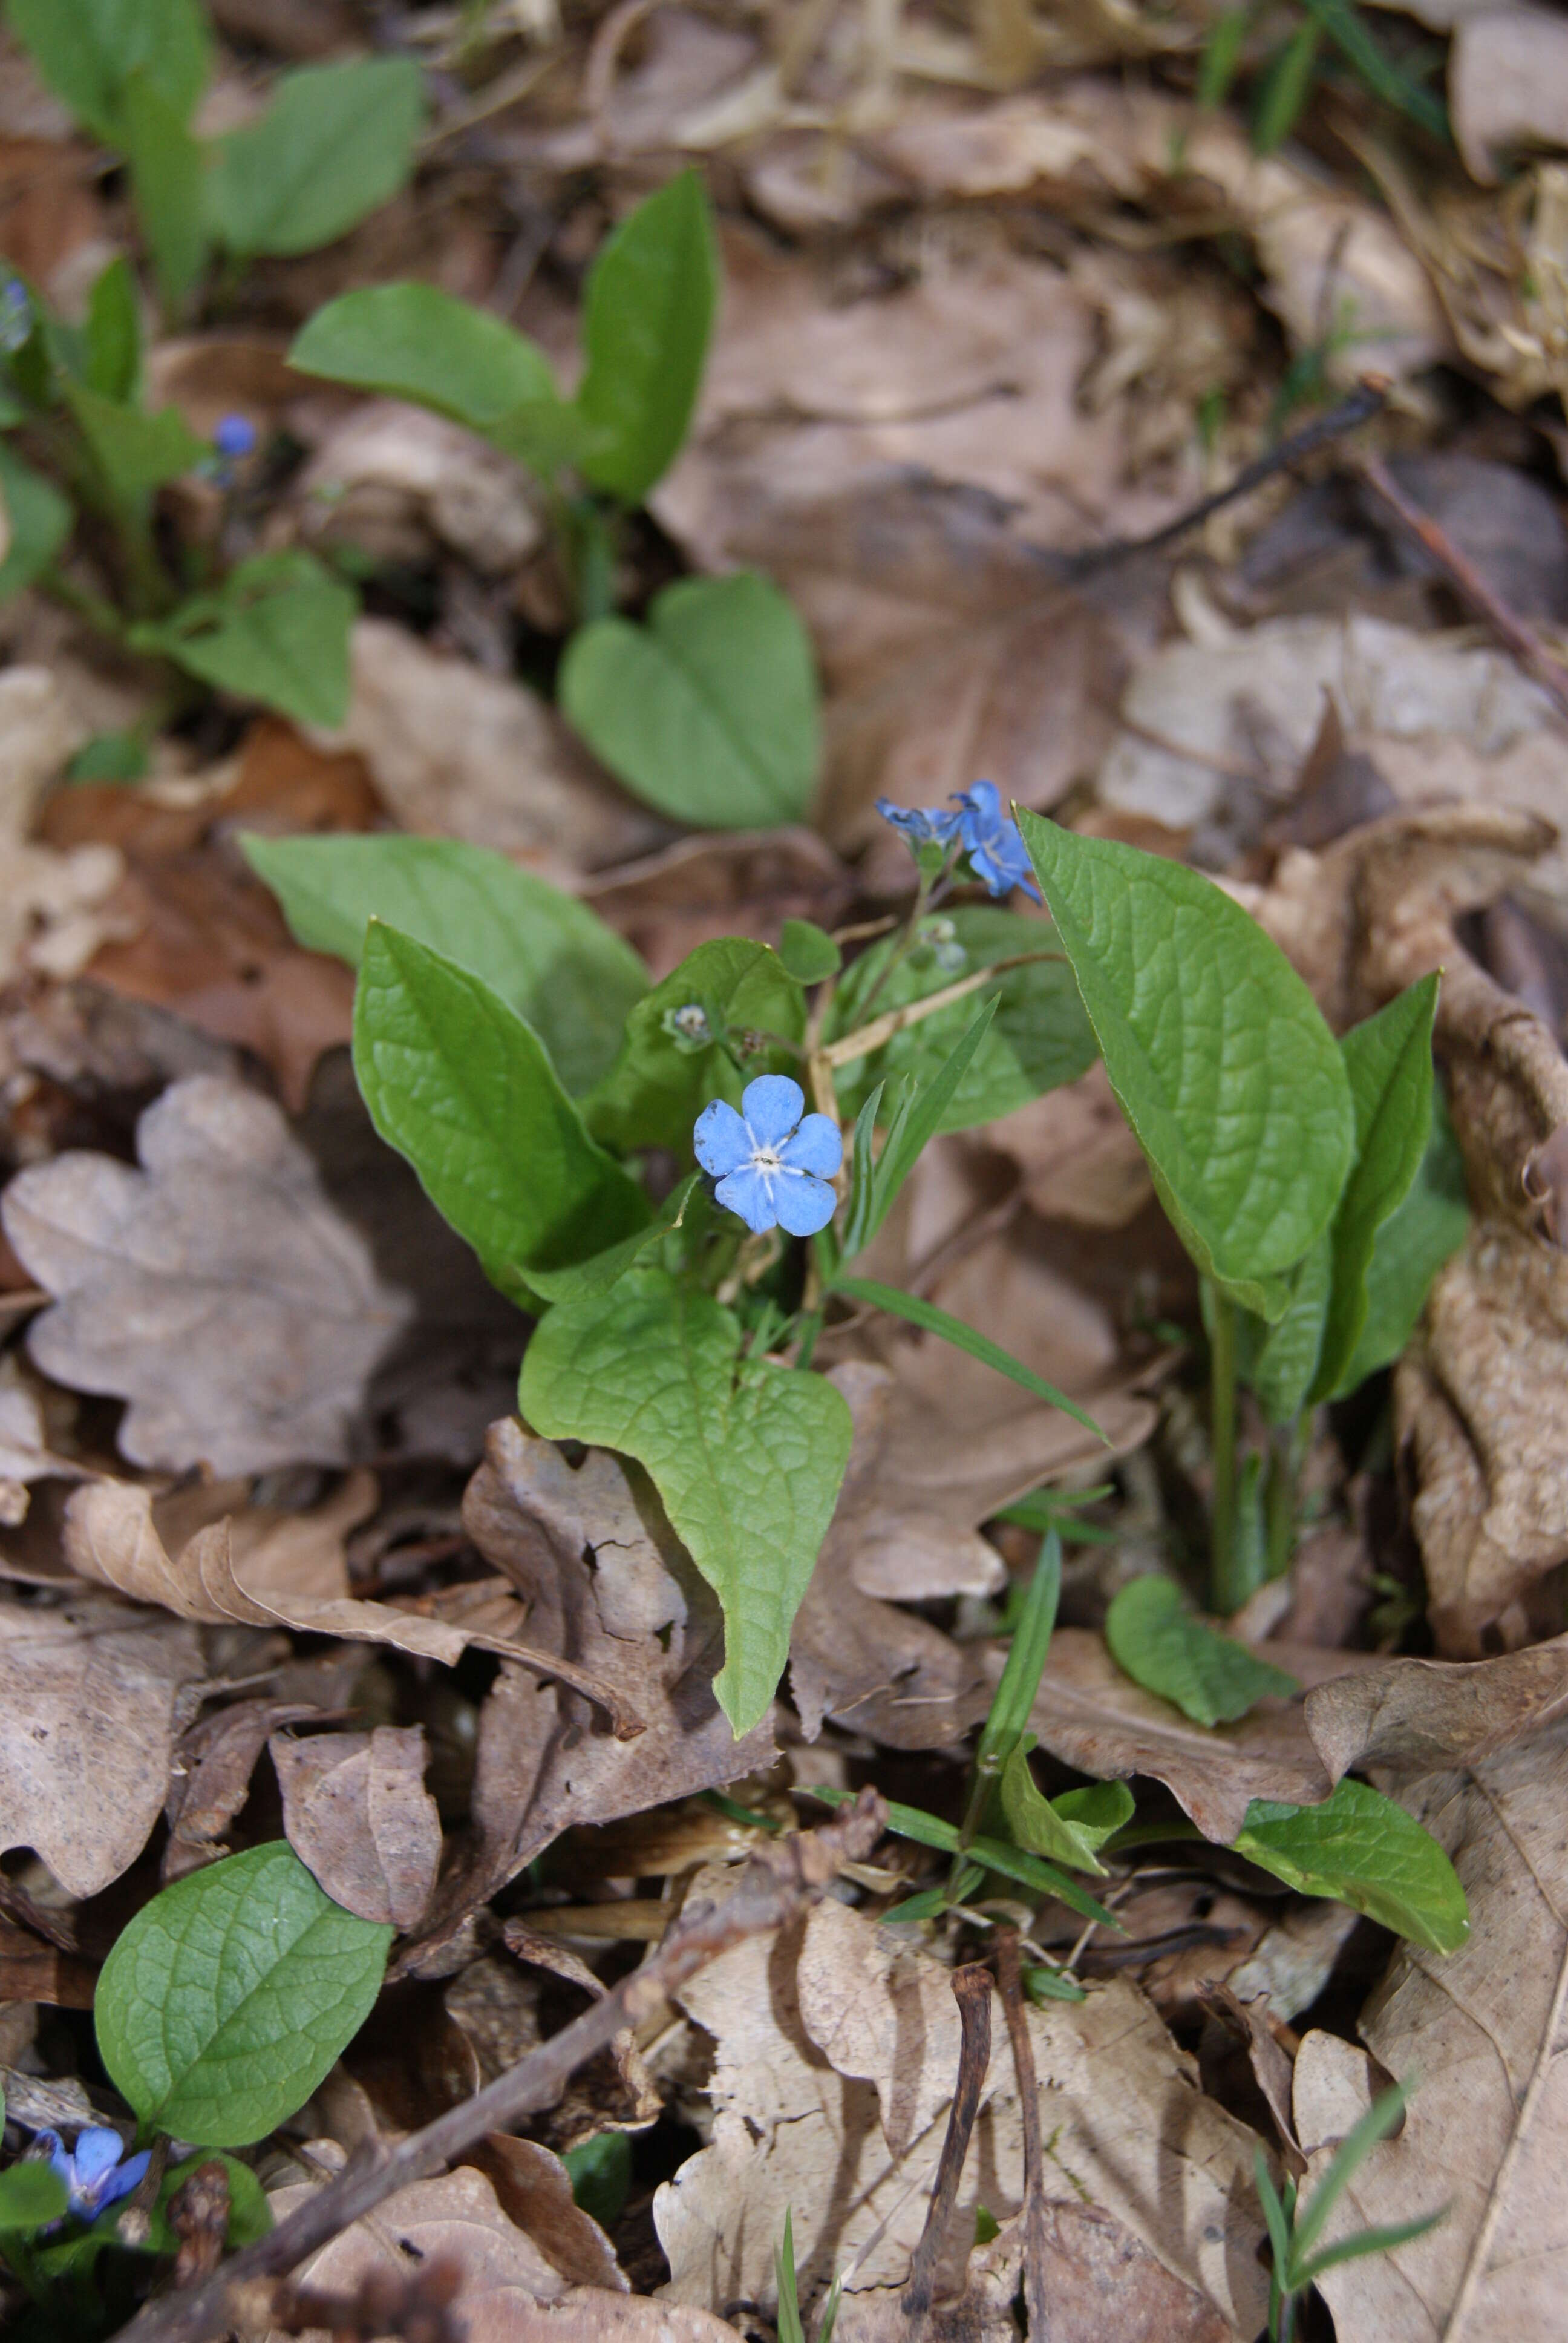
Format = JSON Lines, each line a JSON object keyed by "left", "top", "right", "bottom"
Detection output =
{"left": 694, "top": 1074, "right": 842, "bottom": 1237}
{"left": 212, "top": 413, "right": 258, "bottom": 459}
{"left": 34, "top": 2128, "right": 150, "bottom": 2224}
{"left": 0, "top": 278, "right": 30, "bottom": 355}
{"left": 951, "top": 780, "right": 1041, "bottom": 900}
{"left": 875, "top": 798, "right": 962, "bottom": 848}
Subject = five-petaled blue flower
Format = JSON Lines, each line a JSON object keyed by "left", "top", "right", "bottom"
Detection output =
{"left": 694, "top": 1074, "right": 842, "bottom": 1237}
{"left": 34, "top": 2127, "right": 150, "bottom": 2224}
{"left": 876, "top": 779, "right": 1040, "bottom": 901}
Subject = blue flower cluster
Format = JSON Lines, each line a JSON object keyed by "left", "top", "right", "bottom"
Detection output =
{"left": 875, "top": 779, "right": 1040, "bottom": 901}
{"left": 694, "top": 1073, "right": 842, "bottom": 1237}
{"left": 34, "top": 2126, "right": 149, "bottom": 2224}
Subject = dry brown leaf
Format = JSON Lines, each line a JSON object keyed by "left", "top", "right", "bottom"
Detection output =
{"left": 656, "top": 1886, "right": 1268, "bottom": 2335}
{"left": 1305, "top": 1631, "right": 1568, "bottom": 1783}
{"left": 1290, "top": 1714, "right": 1568, "bottom": 2342}
{"left": 0, "top": 1595, "right": 203, "bottom": 1896}
{"left": 263, "top": 2162, "right": 734, "bottom": 2343}
{"left": 311, "top": 620, "right": 670, "bottom": 878}
{"left": 293, "top": 401, "right": 545, "bottom": 575}
{"left": 270, "top": 1725, "right": 441, "bottom": 1930}
{"left": 581, "top": 827, "right": 854, "bottom": 980}
{"left": 408, "top": 1419, "right": 777, "bottom": 1956}
{"left": 1451, "top": 8, "right": 1568, "bottom": 185}
{"left": 465, "top": 2134, "right": 626, "bottom": 2295}
{"left": 165, "top": 1695, "right": 324, "bottom": 1875}
{"left": 2, "top": 1075, "right": 414, "bottom": 1475}
{"left": 0, "top": 663, "right": 123, "bottom": 985}
{"left": 982, "top": 1062, "right": 1155, "bottom": 1230}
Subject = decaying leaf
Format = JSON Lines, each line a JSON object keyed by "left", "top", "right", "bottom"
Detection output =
{"left": 270, "top": 1725, "right": 442, "bottom": 1929}
{"left": 263, "top": 2163, "right": 736, "bottom": 2343}
{"left": 294, "top": 401, "right": 545, "bottom": 575}
{"left": 1290, "top": 1714, "right": 1568, "bottom": 2342}
{"left": 656, "top": 1884, "right": 1269, "bottom": 2335}
{"left": 3, "top": 1075, "right": 414, "bottom": 1475}
{"left": 0, "top": 663, "right": 122, "bottom": 984}
{"left": 1305, "top": 1631, "right": 1568, "bottom": 1783}
{"left": 312, "top": 620, "right": 670, "bottom": 878}
{"left": 411, "top": 1418, "right": 777, "bottom": 1954}
{"left": 0, "top": 1596, "right": 203, "bottom": 1896}
{"left": 983, "top": 1061, "right": 1155, "bottom": 1230}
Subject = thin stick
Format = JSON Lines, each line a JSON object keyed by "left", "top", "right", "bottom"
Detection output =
{"left": 995, "top": 1929, "right": 1051, "bottom": 2343}
{"left": 106, "top": 1795, "right": 887, "bottom": 2343}
{"left": 819, "top": 952, "right": 1062, "bottom": 1070}
{"left": 901, "top": 1963, "right": 993, "bottom": 2322}
{"left": 1354, "top": 450, "right": 1568, "bottom": 725}
{"left": 1065, "top": 378, "right": 1390, "bottom": 580}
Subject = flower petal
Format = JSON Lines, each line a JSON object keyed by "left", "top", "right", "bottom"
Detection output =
{"left": 72, "top": 2131, "right": 125, "bottom": 2191}
{"left": 99, "top": 2149, "right": 151, "bottom": 2210}
{"left": 715, "top": 1165, "right": 778, "bottom": 1233}
{"left": 741, "top": 1073, "right": 805, "bottom": 1148}
{"left": 693, "top": 1098, "right": 751, "bottom": 1177}
{"left": 876, "top": 798, "right": 961, "bottom": 845}
{"left": 773, "top": 1171, "right": 838, "bottom": 1237}
{"left": 780, "top": 1113, "right": 843, "bottom": 1179}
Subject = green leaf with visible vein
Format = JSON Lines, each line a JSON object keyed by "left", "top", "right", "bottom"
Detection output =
{"left": 1309, "top": 973, "right": 1440, "bottom": 1404}
{"left": 289, "top": 283, "right": 567, "bottom": 474}
{"left": 243, "top": 833, "right": 647, "bottom": 1096}
{"left": 0, "top": 2160, "right": 67, "bottom": 2232}
{"left": 585, "top": 936, "right": 804, "bottom": 1155}
{"left": 526, "top": 1174, "right": 699, "bottom": 1303}
{"left": 133, "top": 551, "right": 354, "bottom": 727}
{"left": 832, "top": 1278, "right": 1106, "bottom": 1442}
{"left": 1105, "top": 1573, "right": 1300, "bottom": 1725}
{"left": 520, "top": 1267, "right": 852, "bottom": 1732}
{"left": 572, "top": 169, "right": 717, "bottom": 503}
{"left": 1232, "top": 1777, "right": 1469, "bottom": 1954}
{"left": 94, "top": 1842, "right": 390, "bottom": 2146}
{"left": 353, "top": 922, "right": 648, "bottom": 1304}
{"left": 1000, "top": 1748, "right": 1133, "bottom": 1875}
{"left": 1018, "top": 813, "right": 1354, "bottom": 1319}
{"left": 1336, "top": 1084, "right": 1468, "bottom": 1395}
{"left": 561, "top": 573, "right": 819, "bottom": 830}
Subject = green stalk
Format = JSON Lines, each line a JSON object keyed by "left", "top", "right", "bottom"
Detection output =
{"left": 1207, "top": 1280, "right": 1242, "bottom": 1613}
{"left": 1264, "top": 1414, "right": 1305, "bottom": 1581}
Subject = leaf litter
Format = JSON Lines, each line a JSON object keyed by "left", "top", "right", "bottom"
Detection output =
{"left": 9, "top": 5, "right": 1568, "bottom": 2339}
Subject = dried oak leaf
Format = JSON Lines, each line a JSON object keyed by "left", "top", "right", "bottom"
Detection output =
{"left": 263, "top": 2164, "right": 735, "bottom": 2343}
{"left": 270, "top": 1725, "right": 441, "bottom": 1930}
{"left": 408, "top": 1419, "right": 777, "bottom": 1958}
{"left": 58, "top": 1470, "right": 633, "bottom": 1722}
{"left": 656, "top": 1886, "right": 1268, "bottom": 2336}
{"left": 1290, "top": 1713, "right": 1568, "bottom": 2342}
{"left": 1305, "top": 1631, "right": 1568, "bottom": 1784}
{"left": 2, "top": 1075, "right": 414, "bottom": 1475}
{"left": 0, "top": 1595, "right": 203, "bottom": 1896}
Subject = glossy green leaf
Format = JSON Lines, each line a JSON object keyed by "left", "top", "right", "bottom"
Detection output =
{"left": 206, "top": 57, "right": 424, "bottom": 260}
{"left": 573, "top": 169, "right": 717, "bottom": 502}
{"left": 1105, "top": 1573, "right": 1300, "bottom": 1726}
{"left": 563, "top": 2132, "right": 631, "bottom": 2232}
{"left": 0, "top": 2160, "right": 67, "bottom": 2231}
{"left": 7, "top": 0, "right": 209, "bottom": 146}
{"left": 84, "top": 256, "right": 139, "bottom": 401}
{"left": 1232, "top": 1778, "right": 1469, "bottom": 1954}
{"left": 1310, "top": 974, "right": 1440, "bottom": 1404}
{"left": 521, "top": 1266, "right": 851, "bottom": 1732}
{"left": 123, "top": 72, "right": 209, "bottom": 312}
{"left": 1336, "top": 1084, "right": 1468, "bottom": 1395}
{"left": 561, "top": 573, "right": 819, "bottom": 830}
{"left": 1018, "top": 813, "right": 1354, "bottom": 1319}
{"left": 829, "top": 907, "right": 1097, "bottom": 1134}
{"left": 838, "top": 1000, "right": 998, "bottom": 1260}
{"left": 1000, "top": 1748, "right": 1133, "bottom": 1875}
{"left": 779, "top": 918, "right": 841, "bottom": 985}
{"left": 975, "top": 1528, "right": 1061, "bottom": 1777}
{"left": 584, "top": 935, "right": 804, "bottom": 1155}
{"left": 243, "top": 832, "right": 647, "bottom": 1096}
{"left": 1024, "top": 1964, "right": 1088, "bottom": 2004}
{"left": 289, "top": 283, "right": 563, "bottom": 460}
{"left": 0, "top": 440, "right": 71, "bottom": 600}
{"left": 525, "top": 1174, "right": 699, "bottom": 1304}
{"left": 67, "top": 382, "right": 206, "bottom": 505}
{"left": 354, "top": 922, "right": 648, "bottom": 1305}
{"left": 832, "top": 1278, "right": 1106, "bottom": 1441}
{"left": 94, "top": 1842, "right": 391, "bottom": 2146}
{"left": 132, "top": 551, "right": 354, "bottom": 727}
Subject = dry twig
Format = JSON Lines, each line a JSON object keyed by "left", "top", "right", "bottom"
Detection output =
{"left": 901, "top": 1962, "right": 993, "bottom": 2323}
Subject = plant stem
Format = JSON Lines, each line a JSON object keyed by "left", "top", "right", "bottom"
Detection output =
{"left": 1207, "top": 1280, "right": 1242, "bottom": 1613}
{"left": 1264, "top": 1415, "right": 1304, "bottom": 1581}
{"left": 820, "top": 950, "right": 1062, "bottom": 1069}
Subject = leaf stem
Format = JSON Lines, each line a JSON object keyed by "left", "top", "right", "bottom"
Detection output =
{"left": 820, "top": 951, "right": 1063, "bottom": 1070}
{"left": 1208, "top": 1281, "right": 1242, "bottom": 1613}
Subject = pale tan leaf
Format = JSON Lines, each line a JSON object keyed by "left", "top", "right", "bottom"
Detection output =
{"left": 1291, "top": 1715, "right": 1568, "bottom": 2342}
{"left": 0, "top": 1596, "right": 203, "bottom": 1896}
{"left": 2, "top": 1076, "right": 414, "bottom": 1475}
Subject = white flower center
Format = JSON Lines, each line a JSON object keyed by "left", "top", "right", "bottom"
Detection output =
{"left": 751, "top": 1144, "right": 784, "bottom": 1175}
